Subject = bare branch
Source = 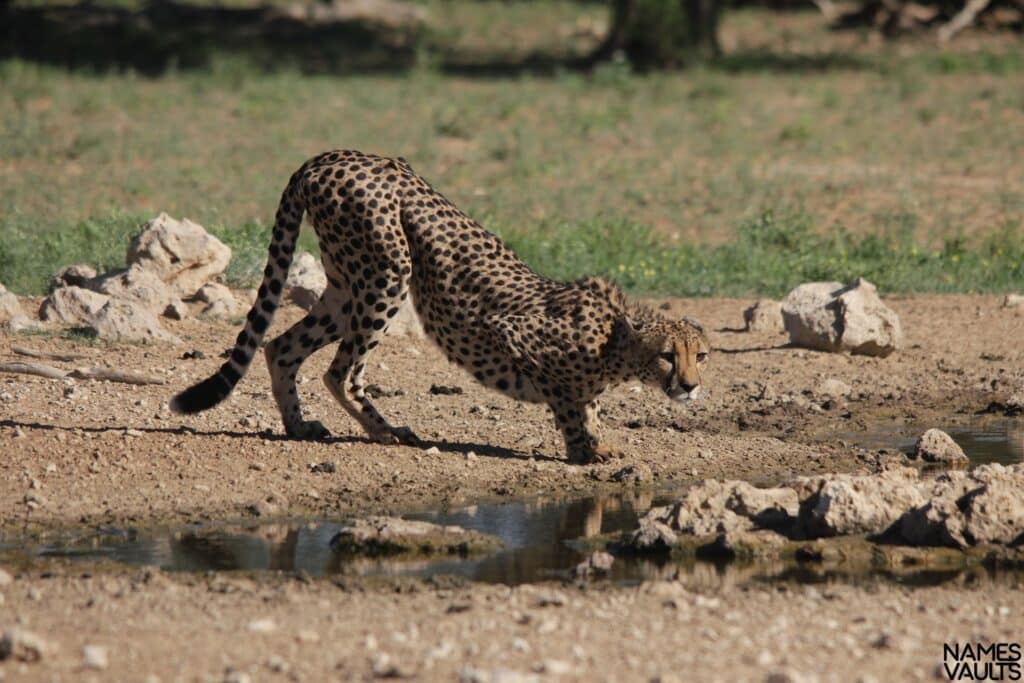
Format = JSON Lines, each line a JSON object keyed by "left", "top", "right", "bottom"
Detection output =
{"left": 12, "top": 346, "right": 91, "bottom": 363}
{"left": 69, "top": 367, "right": 166, "bottom": 385}
{"left": 937, "top": 0, "right": 992, "bottom": 41}
{"left": 0, "top": 361, "right": 68, "bottom": 380}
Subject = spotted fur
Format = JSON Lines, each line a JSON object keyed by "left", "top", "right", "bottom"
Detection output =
{"left": 170, "top": 150, "right": 710, "bottom": 464}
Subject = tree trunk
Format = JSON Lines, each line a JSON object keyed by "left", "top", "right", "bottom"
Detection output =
{"left": 685, "top": 0, "right": 722, "bottom": 59}
{"left": 588, "top": 0, "right": 723, "bottom": 68}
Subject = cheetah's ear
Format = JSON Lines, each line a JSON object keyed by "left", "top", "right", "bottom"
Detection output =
{"left": 612, "top": 313, "right": 639, "bottom": 344}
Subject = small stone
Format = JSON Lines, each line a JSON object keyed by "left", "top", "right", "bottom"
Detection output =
{"left": 912, "top": 429, "right": 968, "bottom": 465}
{"left": 611, "top": 463, "right": 652, "bottom": 485}
{"left": 0, "top": 568, "right": 12, "bottom": 585}
{"left": 429, "top": 384, "right": 463, "bottom": 395}
{"left": 223, "top": 670, "right": 252, "bottom": 683}
{"left": 247, "top": 618, "right": 277, "bottom": 633}
{"left": 372, "top": 652, "right": 415, "bottom": 678}
{"left": 0, "top": 628, "right": 48, "bottom": 662}
{"left": 815, "top": 378, "right": 851, "bottom": 399}
{"left": 534, "top": 591, "right": 567, "bottom": 607}
{"left": 296, "top": 630, "right": 320, "bottom": 643}
{"left": 465, "top": 451, "right": 478, "bottom": 462}
{"left": 310, "top": 461, "right": 337, "bottom": 474}
{"left": 82, "top": 644, "right": 108, "bottom": 670}
{"left": 266, "top": 654, "right": 290, "bottom": 673}
{"left": 425, "top": 446, "right": 441, "bottom": 456}
{"left": 1002, "top": 294, "right": 1024, "bottom": 308}
{"left": 573, "top": 551, "right": 614, "bottom": 578}
{"left": 537, "top": 660, "right": 572, "bottom": 675}
{"left": 743, "top": 299, "right": 784, "bottom": 333}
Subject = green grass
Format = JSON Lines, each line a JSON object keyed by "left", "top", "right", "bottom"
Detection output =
{"left": 1, "top": 5, "right": 1023, "bottom": 298}
{"left": 3, "top": 208, "right": 1021, "bottom": 297}
{"left": 503, "top": 212, "right": 1024, "bottom": 296}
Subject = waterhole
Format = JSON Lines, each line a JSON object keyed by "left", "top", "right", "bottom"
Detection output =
{"left": 7, "top": 422, "right": 1020, "bottom": 587}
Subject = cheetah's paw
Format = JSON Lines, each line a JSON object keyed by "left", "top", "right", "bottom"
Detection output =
{"left": 286, "top": 420, "right": 332, "bottom": 440}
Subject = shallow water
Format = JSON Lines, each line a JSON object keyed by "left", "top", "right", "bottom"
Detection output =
{"left": 850, "top": 419, "right": 1023, "bottom": 466}
{"left": 9, "top": 421, "right": 1021, "bottom": 587}
{"left": 15, "top": 490, "right": 1021, "bottom": 588}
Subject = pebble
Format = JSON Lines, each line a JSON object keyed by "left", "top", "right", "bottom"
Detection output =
{"left": 0, "top": 568, "right": 12, "bottom": 586}
{"left": 247, "top": 618, "right": 277, "bottom": 633}
{"left": 265, "top": 654, "right": 290, "bottom": 673}
{"left": 537, "top": 659, "right": 572, "bottom": 675}
{"left": 372, "top": 652, "right": 414, "bottom": 678}
{"left": 425, "top": 446, "right": 441, "bottom": 456}
{"left": 429, "top": 384, "right": 463, "bottom": 395}
{"left": 465, "top": 451, "right": 478, "bottom": 462}
{"left": 0, "top": 628, "right": 48, "bottom": 662}
{"left": 82, "top": 644, "right": 109, "bottom": 670}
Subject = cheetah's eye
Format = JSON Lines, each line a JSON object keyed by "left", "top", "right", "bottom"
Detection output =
{"left": 696, "top": 352, "right": 709, "bottom": 363}
{"left": 659, "top": 352, "right": 674, "bottom": 363}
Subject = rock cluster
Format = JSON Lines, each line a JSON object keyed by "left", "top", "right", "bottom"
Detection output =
{"left": 781, "top": 278, "right": 903, "bottom": 357}
{"left": 629, "top": 462, "right": 1024, "bottom": 552}
{"left": 35, "top": 213, "right": 241, "bottom": 342}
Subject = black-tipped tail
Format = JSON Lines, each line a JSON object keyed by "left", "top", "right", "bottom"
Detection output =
{"left": 169, "top": 370, "right": 233, "bottom": 414}
{"left": 168, "top": 160, "right": 310, "bottom": 418}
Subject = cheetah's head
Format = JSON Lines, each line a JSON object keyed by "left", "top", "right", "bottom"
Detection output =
{"left": 630, "top": 316, "right": 710, "bottom": 402}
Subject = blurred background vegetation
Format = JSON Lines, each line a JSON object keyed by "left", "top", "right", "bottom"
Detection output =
{"left": 0, "top": 0, "right": 1021, "bottom": 296}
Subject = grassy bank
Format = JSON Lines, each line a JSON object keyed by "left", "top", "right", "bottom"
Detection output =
{"left": 3, "top": 209, "right": 1021, "bottom": 297}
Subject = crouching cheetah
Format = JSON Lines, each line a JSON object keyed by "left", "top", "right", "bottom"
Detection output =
{"left": 171, "top": 150, "right": 710, "bottom": 464}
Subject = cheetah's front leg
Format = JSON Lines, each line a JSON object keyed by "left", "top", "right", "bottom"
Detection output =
{"left": 552, "top": 398, "right": 623, "bottom": 464}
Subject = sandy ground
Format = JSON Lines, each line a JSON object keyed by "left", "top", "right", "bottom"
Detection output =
{"left": 2, "top": 293, "right": 1023, "bottom": 681}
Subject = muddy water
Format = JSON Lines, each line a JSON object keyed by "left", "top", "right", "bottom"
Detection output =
{"left": 10, "top": 423, "right": 1021, "bottom": 587}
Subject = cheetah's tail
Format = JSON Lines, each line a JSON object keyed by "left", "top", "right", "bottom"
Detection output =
{"left": 169, "top": 167, "right": 307, "bottom": 415}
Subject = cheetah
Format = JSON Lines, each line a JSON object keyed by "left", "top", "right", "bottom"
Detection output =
{"left": 170, "top": 150, "right": 710, "bottom": 464}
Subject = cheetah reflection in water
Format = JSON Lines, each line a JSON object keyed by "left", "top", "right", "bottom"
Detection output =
{"left": 171, "top": 150, "right": 710, "bottom": 464}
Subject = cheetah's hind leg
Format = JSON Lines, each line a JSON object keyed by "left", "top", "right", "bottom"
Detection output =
{"left": 263, "top": 287, "right": 352, "bottom": 440}
{"left": 320, "top": 289, "right": 420, "bottom": 447}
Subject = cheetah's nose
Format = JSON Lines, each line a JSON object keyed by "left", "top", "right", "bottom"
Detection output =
{"left": 680, "top": 382, "right": 698, "bottom": 393}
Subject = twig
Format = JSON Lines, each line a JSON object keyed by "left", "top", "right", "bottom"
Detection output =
{"left": 0, "top": 361, "right": 165, "bottom": 385}
{"left": 11, "top": 346, "right": 90, "bottom": 363}
{"left": 69, "top": 366, "right": 166, "bottom": 386}
{"left": 937, "top": 0, "right": 992, "bottom": 41}
{"left": 0, "top": 361, "right": 68, "bottom": 380}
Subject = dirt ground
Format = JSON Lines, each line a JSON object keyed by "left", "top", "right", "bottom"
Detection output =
{"left": 2, "top": 293, "right": 1024, "bottom": 681}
